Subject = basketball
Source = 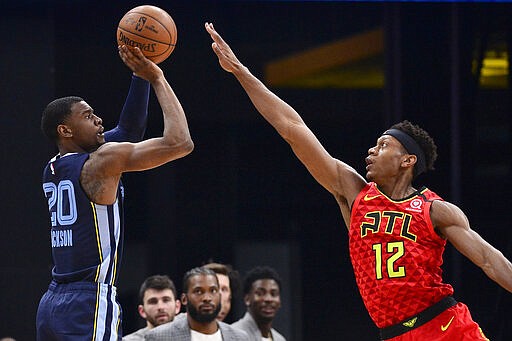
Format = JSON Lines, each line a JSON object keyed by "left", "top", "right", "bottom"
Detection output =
{"left": 117, "top": 5, "right": 177, "bottom": 64}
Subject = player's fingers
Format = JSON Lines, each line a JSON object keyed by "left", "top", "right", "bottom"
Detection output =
{"left": 131, "top": 47, "right": 145, "bottom": 60}
{"left": 206, "top": 23, "right": 223, "bottom": 43}
{"left": 205, "top": 22, "right": 215, "bottom": 38}
{"left": 119, "top": 45, "right": 135, "bottom": 61}
{"left": 212, "top": 43, "right": 224, "bottom": 58}
{"left": 118, "top": 50, "right": 130, "bottom": 64}
{"left": 119, "top": 46, "right": 141, "bottom": 71}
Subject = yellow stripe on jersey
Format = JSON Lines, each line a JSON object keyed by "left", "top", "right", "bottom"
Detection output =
{"left": 90, "top": 202, "right": 103, "bottom": 282}
{"left": 91, "top": 283, "right": 100, "bottom": 341}
{"left": 109, "top": 199, "right": 121, "bottom": 285}
{"left": 111, "top": 249, "right": 118, "bottom": 286}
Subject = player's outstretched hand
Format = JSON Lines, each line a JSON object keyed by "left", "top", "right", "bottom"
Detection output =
{"left": 118, "top": 45, "right": 163, "bottom": 83}
{"left": 205, "top": 22, "right": 243, "bottom": 74}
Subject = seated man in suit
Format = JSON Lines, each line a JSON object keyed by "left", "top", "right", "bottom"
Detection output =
{"left": 123, "top": 275, "right": 181, "bottom": 340}
{"left": 145, "top": 267, "right": 247, "bottom": 341}
{"left": 232, "top": 266, "right": 286, "bottom": 341}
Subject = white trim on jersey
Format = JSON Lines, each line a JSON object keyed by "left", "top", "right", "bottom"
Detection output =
{"left": 111, "top": 199, "right": 121, "bottom": 284}
{"left": 110, "top": 286, "right": 121, "bottom": 341}
{"left": 93, "top": 283, "right": 120, "bottom": 341}
{"left": 92, "top": 199, "right": 121, "bottom": 285}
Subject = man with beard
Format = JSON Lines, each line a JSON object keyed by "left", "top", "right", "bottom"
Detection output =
{"left": 145, "top": 267, "right": 247, "bottom": 341}
{"left": 123, "top": 275, "right": 181, "bottom": 340}
{"left": 232, "top": 266, "right": 286, "bottom": 341}
{"left": 203, "top": 262, "right": 241, "bottom": 322}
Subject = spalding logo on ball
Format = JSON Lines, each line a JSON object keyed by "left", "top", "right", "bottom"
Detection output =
{"left": 117, "top": 5, "right": 177, "bottom": 64}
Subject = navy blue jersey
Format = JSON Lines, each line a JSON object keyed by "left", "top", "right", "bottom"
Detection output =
{"left": 42, "top": 153, "right": 124, "bottom": 285}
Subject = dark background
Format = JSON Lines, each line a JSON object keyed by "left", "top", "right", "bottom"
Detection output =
{"left": 1, "top": 1, "right": 511, "bottom": 340}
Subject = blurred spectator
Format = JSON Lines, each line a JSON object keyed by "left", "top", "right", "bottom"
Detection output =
{"left": 146, "top": 267, "right": 247, "bottom": 340}
{"left": 203, "top": 262, "right": 240, "bottom": 322}
{"left": 123, "top": 275, "right": 181, "bottom": 340}
{"left": 232, "top": 266, "right": 286, "bottom": 341}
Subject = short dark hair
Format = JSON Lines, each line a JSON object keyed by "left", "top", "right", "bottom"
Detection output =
{"left": 41, "top": 96, "right": 84, "bottom": 142}
{"left": 138, "top": 275, "right": 178, "bottom": 304}
{"left": 182, "top": 267, "right": 218, "bottom": 294}
{"left": 389, "top": 120, "right": 438, "bottom": 176}
{"left": 243, "top": 266, "right": 282, "bottom": 295}
{"left": 203, "top": 262, "right": 241, "bottom": 298}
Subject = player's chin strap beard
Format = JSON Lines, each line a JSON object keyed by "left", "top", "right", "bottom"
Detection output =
{"left": 382, "top": 129, "right": 427, "bottom": 176}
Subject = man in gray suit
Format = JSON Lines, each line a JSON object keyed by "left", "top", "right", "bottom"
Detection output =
{"left": 145, "top": 267, "right": 247, "bottom": 341}
{"left": 231, "top": 266, "right": 286, "bottom": 341}
{"left": 123, "top": 275, "right": 181, "bottom": 340}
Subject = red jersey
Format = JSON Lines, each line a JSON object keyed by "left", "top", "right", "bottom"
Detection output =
{"left": 349, "top": 182, "right": 453, "bottom": 329}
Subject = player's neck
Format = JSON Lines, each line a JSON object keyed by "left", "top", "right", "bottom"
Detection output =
{"left": 377, "top": 178, "right": 415, "bottom": 200}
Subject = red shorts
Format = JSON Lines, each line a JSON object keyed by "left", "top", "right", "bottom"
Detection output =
{"left": 386, "top": 303, "right": 488, "bottom": 341}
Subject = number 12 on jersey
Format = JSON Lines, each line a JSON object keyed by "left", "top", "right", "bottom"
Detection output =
{"left": 372, "top": 241, "right": 406, "bottom": 280}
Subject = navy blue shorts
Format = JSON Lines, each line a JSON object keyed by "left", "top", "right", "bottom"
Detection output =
{"left": 36, "top": 281, "right": 122, "bottom": 341}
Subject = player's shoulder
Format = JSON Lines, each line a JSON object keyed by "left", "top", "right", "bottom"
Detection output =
{"left": 430, "top": 199, "right": 462, "bottom": 214}
{"left": 430, "top": 198, "right": 468, "bottom": 229}
{"left": 93, "top": 141, "right": 131, "bottom": 156}
{"left": 334, "top": 159, "right": 367, "bottom": 199}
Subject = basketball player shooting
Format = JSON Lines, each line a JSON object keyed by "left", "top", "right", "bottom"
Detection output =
{"left": 36, "top": 45, "right": 193, "bottom": 340}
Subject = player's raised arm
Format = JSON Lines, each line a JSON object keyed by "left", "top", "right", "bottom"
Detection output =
{"left": 105, "top": 74, "right": 150, "bottom": 143}
{"left": 205, "top": 22, "right": 366, "bottom": 205}
{"left": 432, "top": 200, "right": 512, "bottom": 293}
{"left": 80, "top": 46, "right": 193, "bottom": 205}
{"left": 106, "top": 46, "right": 193, "bottom": 171}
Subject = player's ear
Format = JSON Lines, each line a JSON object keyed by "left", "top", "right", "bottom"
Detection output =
{"left": 57, "top": 124, "right": 73, "bottom": 138}
{"left": 175, "top": 299, "right": 182, "bottom": 314}
{"left": 402, "top": 154, "right": 417, "bottom": 169}
{"left": 244, "top": 294, "right": 250, "bottom": 307}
